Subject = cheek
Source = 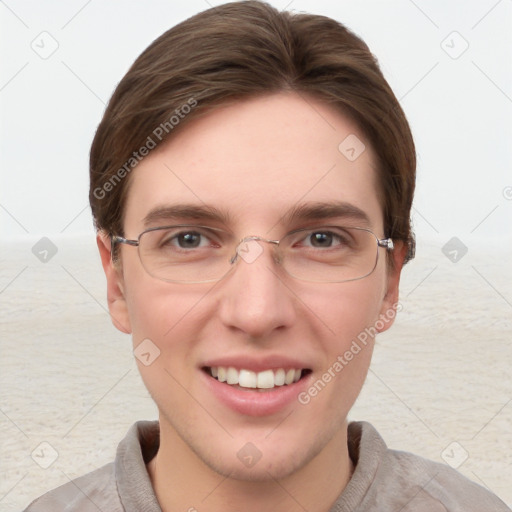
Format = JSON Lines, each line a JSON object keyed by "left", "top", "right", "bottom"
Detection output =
{"left": 123, "top": 263, "right": 218, "bottom": 375}
{"left": 120, "top": 251, "right": 189, "bottom": 341}
{"left": 125, "top": 283, "right": 207, "bottom": 405}
{"left": 312, "top": 282, "right": 386, "bottom": 400}
{"left": 307, "top": 274, "right": 386, "bottom": 346}
{"left": 126, "top": 282, "right": 203, "bottom": 343}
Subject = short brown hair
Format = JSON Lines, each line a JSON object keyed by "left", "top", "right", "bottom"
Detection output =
{"left": 89, "top": 0, "right": 416, "bottom": 262}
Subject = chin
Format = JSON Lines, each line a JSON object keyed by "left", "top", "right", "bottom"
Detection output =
{"left": 197, "top": 431, "right": 331, "bottom": 483}
{"left": 202, "top": 451, "right": 306, "bottom": 482}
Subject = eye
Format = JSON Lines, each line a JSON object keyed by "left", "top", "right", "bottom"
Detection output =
{"left": 300, "top": 230, "right": 348, "bottom": 249}
{"left": 308, "top": 232, "right": 336, "bottom": 248}
{"left": 164, "top": 230, "right": 211, "bottom": 249}
{"left": 155, "top": 228, "right": 219, "bottom": 251}
{"left": 175, "top": 231, "right": 204, "bottom": 248}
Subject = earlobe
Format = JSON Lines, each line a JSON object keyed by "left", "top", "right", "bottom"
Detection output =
{"left": 377, "top": 241, "right": 407, "bottom": 333}
{"left": 96, "top": 232, "right": 132, "bottom": 334}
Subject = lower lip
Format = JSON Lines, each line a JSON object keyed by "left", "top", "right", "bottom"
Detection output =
{"left": 201, "top": 370, "right": 311, "bottom": 417}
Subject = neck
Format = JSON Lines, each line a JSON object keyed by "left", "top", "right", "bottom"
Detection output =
{"left": 147, "top": 417, "right": 354, "bottom": 512}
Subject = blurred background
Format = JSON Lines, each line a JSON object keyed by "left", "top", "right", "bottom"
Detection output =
{"left": 1, "top": 0, "right": 511, "bottom": 510}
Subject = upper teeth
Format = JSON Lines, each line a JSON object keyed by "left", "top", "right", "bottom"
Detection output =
{"left": 210, "top": 367, "right": 302, "bottom": 389}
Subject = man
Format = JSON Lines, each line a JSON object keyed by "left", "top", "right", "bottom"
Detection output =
{"left": 25, "top": 1, "right": 510, "bottom": 510}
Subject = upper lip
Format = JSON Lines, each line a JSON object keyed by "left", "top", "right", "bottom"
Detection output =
{"left": 201, "top": 355, "right": 311, "bottom": 373}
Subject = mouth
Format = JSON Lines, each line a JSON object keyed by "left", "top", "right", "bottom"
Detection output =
{"left": 203, "top": 366, "right": 312, "bottom": 391}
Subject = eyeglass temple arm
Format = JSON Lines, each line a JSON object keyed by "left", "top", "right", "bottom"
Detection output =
{"left": 378, "top": 238, "right": 394, "bottom": 250}
{"left": 110, "top": 235, "right": 139, "bottom": 260}
{"left": 111, "top": 235, "right": 139, "bottom": 246}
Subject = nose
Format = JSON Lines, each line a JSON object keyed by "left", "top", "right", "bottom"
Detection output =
{"left": 217, "top": 238, "right": 296, "bottom": 339}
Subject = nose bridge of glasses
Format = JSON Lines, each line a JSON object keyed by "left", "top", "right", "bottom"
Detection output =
{"left": 230, "top": 235, "right": 280, "bottom": 265}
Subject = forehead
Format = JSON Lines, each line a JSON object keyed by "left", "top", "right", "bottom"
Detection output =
{"left": 123, "top": 92, "right": 383, "bottom": 235}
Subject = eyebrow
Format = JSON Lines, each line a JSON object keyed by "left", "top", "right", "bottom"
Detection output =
{"left": 142, "top": 204, "right": 232, "bottom": 228}
{"left": 281, "top": 201, "right": 371, "bottom": 227}
{"left": 142, "top": 201, "right": 371, "bottom": 229}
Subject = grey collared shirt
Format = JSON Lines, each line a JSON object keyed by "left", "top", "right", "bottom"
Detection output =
{"left": 24, "top": 420, "right": 511, "bottom": 511}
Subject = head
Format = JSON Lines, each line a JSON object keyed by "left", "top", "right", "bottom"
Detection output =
{"left": 91, "top": 1, "right": 415, "bottom": 481}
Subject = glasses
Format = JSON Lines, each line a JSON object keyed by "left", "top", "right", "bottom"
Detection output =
{"left": 111, "top": 224, "right": 394, "bottom": 284}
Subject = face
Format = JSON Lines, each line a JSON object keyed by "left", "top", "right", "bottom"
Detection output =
{"left": 99, "top": 92, "right": 404, "bottom": 481}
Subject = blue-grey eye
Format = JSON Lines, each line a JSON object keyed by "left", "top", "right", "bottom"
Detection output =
{"left": 175, "top": 232, "right": 203, "bottom": 248}
{"left": 309, "top": 232, "right": 334, "bottom": 247}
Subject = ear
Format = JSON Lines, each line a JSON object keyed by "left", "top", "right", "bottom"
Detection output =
{"left": 96, "top": 232, "right": 132, "bottom": 334}
{"left": 376, "top": 241, "right": 407, "bottom": 333}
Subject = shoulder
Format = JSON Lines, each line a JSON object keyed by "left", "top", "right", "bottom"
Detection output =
{"left": 383, "top": 448, "right": 510, "bottom": 511}
{"left": 23, "top": 462, "right": 122, "bottom": 512}
{"left": 350, "top": 421, "right": 511, "bottom": 512}
{"left": 23, "top": 420, "right": 160, "bottom": 512}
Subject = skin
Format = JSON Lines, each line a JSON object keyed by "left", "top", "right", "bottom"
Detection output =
{"left": 97, "top": 91, "right": 406, "bottom": 512}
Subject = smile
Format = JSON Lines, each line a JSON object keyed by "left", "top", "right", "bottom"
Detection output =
{"left": 206, "top": 366, "right": 311, "bottom": 390}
